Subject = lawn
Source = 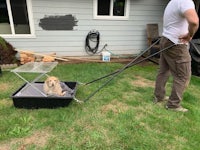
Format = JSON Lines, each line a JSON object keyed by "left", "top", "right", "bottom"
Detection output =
{"left": 0, "top": 61, "right": 200, "bottom": 150}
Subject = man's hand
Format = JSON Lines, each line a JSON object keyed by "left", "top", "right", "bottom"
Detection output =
{"left": 179, "top": 33, "right": 192, "bottom": 44}
{"left": 181, "top": 8, "right": 199, "bottom": 44}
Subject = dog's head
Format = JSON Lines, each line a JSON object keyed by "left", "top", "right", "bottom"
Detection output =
{"left": 45, "top": 76, "right": 60, "bottom": 87}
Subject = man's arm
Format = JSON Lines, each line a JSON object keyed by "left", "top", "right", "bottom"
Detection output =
{"left": 179, "top": 9, "right": 199, "bottom": 43}
{"left": 185, "top": 9, "right": 199, "bottom": 37}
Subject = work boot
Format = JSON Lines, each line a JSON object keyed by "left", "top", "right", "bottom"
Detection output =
{"left": 165, "top": 105, "right": 188, "bottom": 112}
{"left": 153, "top": 96, "right": 169, "bottom": 104}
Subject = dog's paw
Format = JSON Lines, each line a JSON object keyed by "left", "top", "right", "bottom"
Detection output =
{"left": 61, "top": 91, "right": 66, "bottom": 96}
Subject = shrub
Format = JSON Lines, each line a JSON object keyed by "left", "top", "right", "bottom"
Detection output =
{"left": 0, "top": 36, "right": 19, "bottom": 64}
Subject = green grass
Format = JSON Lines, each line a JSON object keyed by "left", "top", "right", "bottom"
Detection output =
{"left": 0, "top": 62, "right": 200, "bottom": 150}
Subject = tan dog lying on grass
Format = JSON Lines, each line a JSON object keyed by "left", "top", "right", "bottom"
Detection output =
{"left": 43, "top": 76, "right": 66, "bottom": 96}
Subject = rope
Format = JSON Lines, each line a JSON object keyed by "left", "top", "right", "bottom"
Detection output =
{"left": 74, "top": 38, "right": 176, "bottom": 103}
{"left": 85, "top": 38, "right": 161, "bottom": 85}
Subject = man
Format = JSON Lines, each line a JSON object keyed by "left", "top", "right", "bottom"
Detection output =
{"left": 154, "top": 0, "right": 199, "bottom": 112}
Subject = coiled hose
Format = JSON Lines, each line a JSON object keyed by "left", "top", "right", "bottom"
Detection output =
{"left": 85, "top": 30, "right": 101, "bottom": 55}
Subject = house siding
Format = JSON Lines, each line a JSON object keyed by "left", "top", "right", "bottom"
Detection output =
{"left": 4, "top": 0, "right": 169, "bottom": 56}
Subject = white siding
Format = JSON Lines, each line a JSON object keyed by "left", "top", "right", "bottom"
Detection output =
{"left": 4, "top": 0, "right": 169, "bottom": 56}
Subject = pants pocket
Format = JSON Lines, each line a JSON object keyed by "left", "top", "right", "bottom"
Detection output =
{"left": 175, "top": 58, "right": 191, "bottom": 78}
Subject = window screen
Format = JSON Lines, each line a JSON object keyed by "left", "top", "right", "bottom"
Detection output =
{"left": 10, "top": 0, "right": 30, "bottom": 34}
{"left": 97, "top": 0, "right": 111, "bottom": 15}
{"left": 113, "top": 0, "right": 125, "bottom": 16}
{"left": 0, "top": 0, "right": 12, "bottom": 34}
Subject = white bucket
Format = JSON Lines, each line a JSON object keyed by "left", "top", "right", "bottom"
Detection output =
{"left": 102, "top": 51, "right": 111, "bottom": 62}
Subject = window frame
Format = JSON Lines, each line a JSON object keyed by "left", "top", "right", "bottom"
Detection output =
{"left": 93, "top": 0, "right": 130, "bottom": 20}
{"left": 0, "top": 0, "right": 35, "bottom": 38}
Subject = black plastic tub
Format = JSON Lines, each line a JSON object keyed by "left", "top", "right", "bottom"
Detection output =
{"left": 11, "top": 82, "right": 77, "bottom": 109}
{"left": 190, "top": 39, "right": 200, "bottom": 76}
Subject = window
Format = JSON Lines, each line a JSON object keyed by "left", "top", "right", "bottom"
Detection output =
{"left": 94, "top": 0, "right": 130, "bottom": 20}
{"left": 0, "top": 0, "right": 34, "bottom": 37}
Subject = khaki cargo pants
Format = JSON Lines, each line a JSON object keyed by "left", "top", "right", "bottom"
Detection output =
{"left": 154, "top": 37, "right": 191, "bottom": 108}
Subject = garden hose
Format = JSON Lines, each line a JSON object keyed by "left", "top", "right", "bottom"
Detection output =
{"left": 85, "top": 30, "right": 100, "bottom": 55}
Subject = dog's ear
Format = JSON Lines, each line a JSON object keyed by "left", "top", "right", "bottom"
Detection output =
{"left": 45, "top": 78, "right": 50, "bottom": 84}
{"left": 46, "top": 80, "right": 50, "bottom": 84}
{"left": 55, "top": 78, "right": 59, "bottom": 83}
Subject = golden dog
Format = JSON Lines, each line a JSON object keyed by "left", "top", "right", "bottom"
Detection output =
{"left": 43, "top": 76, "right": 65, "bottom": 96}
